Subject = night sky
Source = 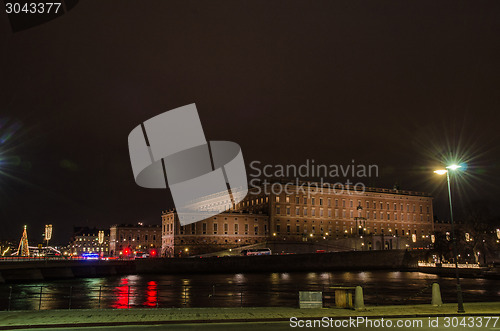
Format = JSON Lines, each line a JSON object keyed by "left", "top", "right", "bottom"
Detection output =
{"left": 1, "top": 1, "right": 499, "bottom": 244}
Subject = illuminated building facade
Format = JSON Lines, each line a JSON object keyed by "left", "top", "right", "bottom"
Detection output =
{"left": 109, "top": 224, "right": 161, "bottom": 256}
{"left": 69, "top": 227, "right": 110, "bottom": 256}
{"left": 162, "top": 182, "right": 434, "bottom": 256}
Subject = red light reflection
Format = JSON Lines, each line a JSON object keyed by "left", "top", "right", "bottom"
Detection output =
{"left": 112, "top": 278, "right": 130, "bottom": 309}
{"left": 145, "top": 280, "right": 158, "bottom": 307}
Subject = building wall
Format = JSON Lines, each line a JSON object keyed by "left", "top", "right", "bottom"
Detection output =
{"left": 69, "top": 228, "right": 110, "bottom": 256}
{"left": 162, "top": 212, "right": 269, "bottom": 257}
{"left": 263, "top": 185, "right": 434, "bottom": 246}
{"left": 110, "top": 224, "right": 161, "bottom": 256}
{"left": 161, "top": 183, "right": 435, "bottom": 256}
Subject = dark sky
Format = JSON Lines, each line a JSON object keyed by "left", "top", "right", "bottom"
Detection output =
{"left": 1, "top": 0, "right": 499, "bottom": 244}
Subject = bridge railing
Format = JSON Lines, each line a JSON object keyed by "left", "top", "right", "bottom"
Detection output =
{"left": 0, "top": 282, "right": 439, "bottom": 311}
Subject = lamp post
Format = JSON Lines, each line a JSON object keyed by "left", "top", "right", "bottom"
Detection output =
{"left": 434, "top": 164, "right": 465, "bottom": 313}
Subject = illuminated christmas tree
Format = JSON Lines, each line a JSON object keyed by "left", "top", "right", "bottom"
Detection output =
{"left": 17, "top": 225, "right": 30, "bottom": 257}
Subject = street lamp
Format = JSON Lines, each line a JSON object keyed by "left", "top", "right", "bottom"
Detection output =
{"left": 434, "top": 164, "right": 465, "bottom": 313}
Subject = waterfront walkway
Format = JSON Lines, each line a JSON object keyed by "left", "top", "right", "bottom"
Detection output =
{"left": 0, "top": 302, "right": 499, "bottom": 329}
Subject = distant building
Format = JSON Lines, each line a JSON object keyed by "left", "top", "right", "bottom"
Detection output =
{"left": 109, "top": 224, "right": 161, "bottom": 257}
{"left": 161, "top": 182, "right": 435, "bottom": 257}
{"left": 69, "top": 227, "right": 110, "bottom": 256}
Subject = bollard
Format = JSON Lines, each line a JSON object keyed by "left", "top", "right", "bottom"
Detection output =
{"left": 354, "top": 286, "right": 365, "bottom": 310}
{"left": 431, "top": 283, "right": 443, "bottom": 306}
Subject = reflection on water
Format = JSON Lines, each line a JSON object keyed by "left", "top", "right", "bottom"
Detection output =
{"left": 0, "top": 271, "right": 498, "bottom": 310}
{"left": 113, "top": 278, "right": 129, "bottom": 309}
{"left": 145, "top": 281, "right": 158, "bottom": 307}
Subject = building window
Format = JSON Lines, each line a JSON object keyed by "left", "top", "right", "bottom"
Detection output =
{"left": 303, "top": 197, "right": 307, "bottom": 204}
{"left": 328, "top": 198, "right": 331, "bottom": 207}
{"left": 343, "top": 200, "right": 346, "bottom": 208}
{"left": 312, "top": 208, "right": 316, "bottom": 216}
{"left": 311, "top": 197, "right": 315, "bottom": 205}
{"left": 304, "top": 207, "right": 308, "bottom": 216}
{"left": 287, "top": 225, "right": 291, "bottom": 233}
{"left": 319, "top": 198, "right": 323, "bottom": 206}
{"left": 286, "top": 196, "right": 290, "bottom": 203}
{"left": 335, "top": 199, "right": 339, "bottom": 207}
{"left": 296, "top": 207, "right": 300, "bottom": 216}
{"left": 254, "top": 226, "right": 259, "bottom": 235}
{"left": 213, "top": 223, "right": 218, "bottom": 234}
{"left": 224, "top": 223, "right": 228, "bottom": 234}
{"left": 286, "top": 207, "right": 291, "bottom": 215}
{"left": 202, "top": 223, "right": 207, "bottom": 234}
{"left": 328, "top": 209, "right": 332, "bottom": 217}
{"left": 276, "top": 225, "right": 280, "bottom": 233}
{"left": 366, "top": 201, "right": 370, "bottom": 209}
{"left": 350, "top": 200, "right": 353, "bottom": 208}
{"left": 234, "top": 224, "right": 239, "bottom": 234}
{"left": 296, "top": 225, "right": 300, "bottom": 233}
{"left": 245, "top": 224, "right": 249, "bottom": 234}
{"left": 276, "top": 206, "right": 281, "bottom": 214}
{"left": 295, "top": 196, "right": 300, "bottom": 204}
{"left": 320, "top": 209, "right": 324, "bottom": 217}
{"left": 350, "top": 210, "right": 353, "bottom": 219}
{"left": 394, "top": 203, "right": 397, "bottom": 210}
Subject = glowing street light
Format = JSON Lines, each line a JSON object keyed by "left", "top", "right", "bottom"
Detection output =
{"left": 446, "top": 164, "right": 461, "bottom": 171}
{"left": 434, "top": 164, "right": 465, "bottom": 313}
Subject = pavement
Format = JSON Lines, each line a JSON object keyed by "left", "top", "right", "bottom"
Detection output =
{"left": 0, "top": 303, "right": 499, "bottom": 330}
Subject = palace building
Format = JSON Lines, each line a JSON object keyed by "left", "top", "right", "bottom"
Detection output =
{"left": 161, "top": 182, "right": 434, "bottom": 257}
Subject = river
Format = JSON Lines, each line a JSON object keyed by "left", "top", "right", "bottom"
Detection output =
{"left": 0, "top": 271, "right": 498, "bottom": 310}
